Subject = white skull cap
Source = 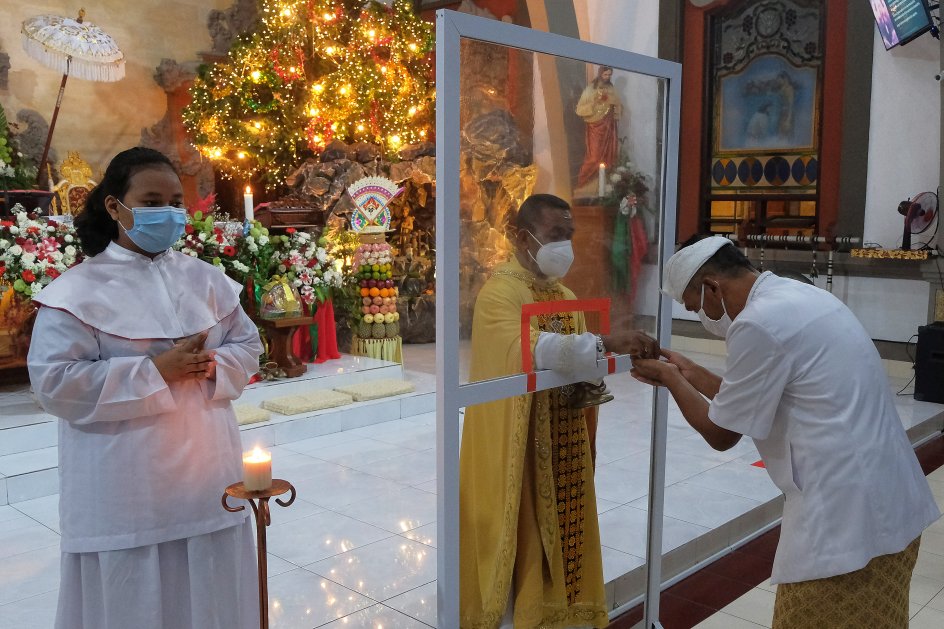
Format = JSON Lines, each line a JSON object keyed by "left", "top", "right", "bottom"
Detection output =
{"left": 662, "top": 236, "right": 732, "bottom": 303}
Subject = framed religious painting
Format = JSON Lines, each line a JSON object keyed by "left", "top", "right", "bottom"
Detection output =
{"left": 706, "top": 0, "right": 824, "bottom": 235}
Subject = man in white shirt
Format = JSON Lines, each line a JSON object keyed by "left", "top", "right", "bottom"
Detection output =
{"left": 631, "top": 235, "right": 940, "bottom": 628}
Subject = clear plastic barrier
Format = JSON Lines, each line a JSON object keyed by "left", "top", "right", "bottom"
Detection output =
{"left": 455, "top": 41, "right": 667, "bottom": 386}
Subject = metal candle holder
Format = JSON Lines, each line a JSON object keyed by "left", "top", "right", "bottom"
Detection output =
{"left": 222, "top": 479, "right": 296, "bottom": 629}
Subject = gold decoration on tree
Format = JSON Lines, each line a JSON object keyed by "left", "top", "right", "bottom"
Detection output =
{"left": 183, "top": 0, "right": 434, "bottom": 187}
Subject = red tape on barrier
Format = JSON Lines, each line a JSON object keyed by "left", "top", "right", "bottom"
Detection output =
{"left": 520, "top": 298, "right": 612, "bottom": 392}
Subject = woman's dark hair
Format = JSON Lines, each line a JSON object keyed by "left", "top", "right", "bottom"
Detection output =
{"left": 76, "top": 147, "right": 176, "bottom": 256}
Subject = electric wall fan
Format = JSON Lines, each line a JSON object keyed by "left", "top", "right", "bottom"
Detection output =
{"left": 898, "top": 191, "right": 938, "bottom": 249}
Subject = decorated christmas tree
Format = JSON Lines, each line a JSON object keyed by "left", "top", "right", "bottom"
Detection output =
{"left": 183, "top": 0, "right": 435, "bottom": 187}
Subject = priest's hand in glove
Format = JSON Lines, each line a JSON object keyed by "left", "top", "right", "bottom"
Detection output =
{"left": 152, "top": 331, "right": 217, "bottom": 382}
{"left": 600, "top": 330, "right": 660, "bottom": 359}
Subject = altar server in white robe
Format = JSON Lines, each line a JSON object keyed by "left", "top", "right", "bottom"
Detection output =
{"left": 27, "top": 147, "right": 263, "bottom": 629}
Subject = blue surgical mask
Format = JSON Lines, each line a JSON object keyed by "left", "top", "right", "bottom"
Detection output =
{"left": 117, "top": 201, "right": 187, "bottom": 253}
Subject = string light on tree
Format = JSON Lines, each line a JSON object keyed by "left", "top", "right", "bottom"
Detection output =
{"left": 182, "top": 0, "right": 435, "bottom": 187}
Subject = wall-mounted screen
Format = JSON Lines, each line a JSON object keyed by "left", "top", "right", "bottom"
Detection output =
{"left": 870, "top": 0, "right": 933, "bottom": 50}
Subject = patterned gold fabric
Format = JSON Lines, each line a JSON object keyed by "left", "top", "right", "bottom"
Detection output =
{"left": 772, "top": 537, "right": 920, "bottom": 629}
{"left": 532, "top": 284, "right": 591, "bottom": 607}
{"left": 459, "top": 258, "right": 607, "bottom": 629}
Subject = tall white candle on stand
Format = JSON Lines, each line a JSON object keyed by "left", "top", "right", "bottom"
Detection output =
{"left": 243, "top": 186, "right": 254, "bottom": 223}
{"left": 242, "top": 446, "right": 272, "bottom": 491}
{"left": 598, "top": 163, "right": 606, "bottom": 198}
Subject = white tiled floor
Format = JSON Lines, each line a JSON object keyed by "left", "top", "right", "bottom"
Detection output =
{"left": 693, "top": 466, "right": 944, "bottom": 628}
{"left": 0, "top": 344, "right": 939, "bottom": 628}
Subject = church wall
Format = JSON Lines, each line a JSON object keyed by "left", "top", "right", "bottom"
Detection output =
{"left": 575, "top": 0, "right": 941, "bottom": 342}
{"left": 0, "top": 0, "right": 231, "bottom": 180}
{"left": 864, "top": 28, "right": 940, "bottom": 249}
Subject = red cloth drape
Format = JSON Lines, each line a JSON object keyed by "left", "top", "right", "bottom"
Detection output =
{"left": 290, "top": 298, "right": 341, "bottom": 364}
{"left": 291, "top": 316, "right": 315, "bottom": 363}
{"left": 576, "top": 112, "right": 619, "bottom": 187}
{"left": 313, "top": 298, "right": 340, "bottom": 363}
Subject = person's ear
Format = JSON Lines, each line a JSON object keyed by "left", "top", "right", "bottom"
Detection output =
{"left": 104, "top": 195, "right": 120, "bottom": 221}
{"left": 703, "top": 277, "right": 723, "bottom": 296}
{"left": 514, "top": 226, "right": 529, "bottom": 249}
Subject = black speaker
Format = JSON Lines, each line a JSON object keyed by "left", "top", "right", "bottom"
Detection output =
{"left": 915, "top": 322, "right": 944, "bottom": 403}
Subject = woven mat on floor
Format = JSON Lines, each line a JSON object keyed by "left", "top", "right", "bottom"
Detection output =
{"left": 262, "top": 390, "right": 354, "bottom": 415}
{"left": 333, "top": 378, "right": 415, "bottom": 402}
{"left": 233, "top": 404, "right": 271, "bottom": 426}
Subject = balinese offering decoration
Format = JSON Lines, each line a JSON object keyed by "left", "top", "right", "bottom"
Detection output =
{"left": 347, "top": 176, "right": 402, "bottom": 362}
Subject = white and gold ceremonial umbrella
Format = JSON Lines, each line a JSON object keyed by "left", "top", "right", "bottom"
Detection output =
{"left": 21, "top": 8, "right": 125, "bottom": 187}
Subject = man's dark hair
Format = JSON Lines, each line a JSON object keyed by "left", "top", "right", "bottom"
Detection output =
{"left": 513, "top": 194, "right": 571, "bottom": 234}
{"left": 679, "top": 233, "right": 756, "bottom": 280}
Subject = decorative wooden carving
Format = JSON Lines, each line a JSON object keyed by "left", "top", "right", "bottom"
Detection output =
{"left": 52, "top": 151, "right": 96, "bottom": 215}
{"left": 141, "top": 59, "right": 215, "bottom": 204}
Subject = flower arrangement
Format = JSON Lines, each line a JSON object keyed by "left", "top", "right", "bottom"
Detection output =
{"left": 173, "top": 196, "right": 344, "bottom": 311}
{"left": 175, "top": 209, "right": 256, "bottom": 279}
{"left": 0, "top": 205, "right": 82, "bottom": 298}
{"left": 601, "top": 140, "right": 651, "bottom": 210}
{"left": 273, "top": 227, "right": 344, "bottom": 306}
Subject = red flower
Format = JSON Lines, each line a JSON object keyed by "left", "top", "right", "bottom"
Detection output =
{"left": 215, "top": 233, "right": 224, "bottom": 244}
{"left": 223, "top": 245, "right": 237, "bottom": 257}
{"left": 26, "top": 226, "right": 40, "bottom": 235}
{"left": 14, "top": 237, "right": 26, "bottom": 246}
{"left": 286, "top": 227, "right": 296, "bottom": 234}
{"left": 21, "top": 270, "right": 35, "bottom": 283}
{"left": 185, "top": 224, "right": 195, "bottom": 234}
{"left": 0, "top": 221, "right": 13, "bottom": 227}
{"left": 46, "top": 268, "right": 60, "bottom": 279}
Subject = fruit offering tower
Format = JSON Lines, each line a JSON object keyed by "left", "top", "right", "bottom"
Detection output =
{"left": 347, "top": 176, "right": 403, "bottom": 363}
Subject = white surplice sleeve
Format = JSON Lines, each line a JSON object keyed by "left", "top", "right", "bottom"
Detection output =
{"left": 202, "top": 306, "right": 263, "bottom": 401}
{"left": 27, "top": 306, "right": 177, "bottom": 424}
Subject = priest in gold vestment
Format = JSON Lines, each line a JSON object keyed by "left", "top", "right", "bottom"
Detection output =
{"left": 460, "top": 194, "right": 658, "bottom": 628}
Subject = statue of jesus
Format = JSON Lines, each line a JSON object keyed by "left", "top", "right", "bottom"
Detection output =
{"left": 575, "top": 65, "right": 622, "bottom": 188}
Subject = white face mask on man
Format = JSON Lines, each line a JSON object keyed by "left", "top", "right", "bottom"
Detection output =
{"left": 527, "top": 231, "right": 574, "bottom": 279}
{"left": 697, "top": 282, "right": 732, "bottom": 337}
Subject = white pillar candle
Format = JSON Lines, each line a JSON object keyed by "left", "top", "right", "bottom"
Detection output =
{"left": 243, "top": 186, "right": 254, "bottom": 223}
{"left": 242, "top": 446, "right": 272, "bottom": 491}
{"left": 598, "top": 163, "right": 606, "bottom": 198}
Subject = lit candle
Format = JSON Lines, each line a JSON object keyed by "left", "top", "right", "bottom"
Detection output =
{"left": 598, "top": 163, "right": 606, "bottom": 198}
{"left": 243, "top": 186, "right": 254, "bottom": 223}
{"left": 242, "top": 446, "right": 272, "bottom": 491}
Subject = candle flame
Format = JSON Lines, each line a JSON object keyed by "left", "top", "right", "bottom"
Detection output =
{"left": 243, "top": 446, "right": 270, "bottom": 463}
{"left": 599, "top": 163, "right": 606, "bottom": 168}
{"left": 245, "top": 186, "right": 252, "bottom": 195}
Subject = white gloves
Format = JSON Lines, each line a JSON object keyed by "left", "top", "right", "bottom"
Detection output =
{"left": 534, "top": 332, "right": 603, "bottom": 384}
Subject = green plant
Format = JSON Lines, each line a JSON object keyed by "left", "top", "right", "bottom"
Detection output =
{"left": 0, "top": 104, "right": 39, "bottom": 191}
